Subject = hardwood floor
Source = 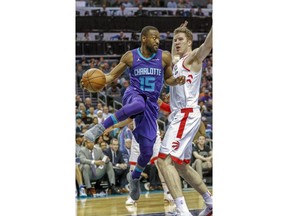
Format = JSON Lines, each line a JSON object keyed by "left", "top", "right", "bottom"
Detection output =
{"left": 76, "top": 187, "right": 213, "bottom": 216}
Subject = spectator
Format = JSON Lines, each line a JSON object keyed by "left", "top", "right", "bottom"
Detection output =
{"left": 102, "top": 105, "right": 112, "bottom": 120}
{"left": 133, "top": 0, "right": 141, "bottom": 7}
{"left": 193, "top": 121, "right": 206, "bottom": 144}
{"left": 79, "top": 137, "right": 121, "bottom": 196}
{"left": 82, "top": 32, "right": 91, "bottom": 41}
{"left": 97, "top": 110, "right": 105, "bottom": 124}
{"left": 131, "top": 32, "right": 139, "bottom": 41}
{"left": 76, "top": 115, "right": 85, "bottom": 133}
{"left": 114, "top": 5, "right": 130, "bottom": 16}
{"left": 199, "top": 89, "right": 212, "bottom": 103}
{"left": 134, "top": 4, "right": 148, "bottom": 17}
{"left": 76, "top": 64, "right": 85, "bottom": 87}
{"left": 100, "top": 141, "right": 108, "bottom": 151}
{"left": 184, "top": 7, "right": 195, "bottom": 17}
{"left": 103, "top": 138, "right": 129, "bottom": 193}
{"left": 192, "top": 136, "right": 212, "bottom": 179}
{"left": 88, "top": 117, "right": 99, "bottom": 130}
{"left": 111, "top": 0, "right": 122, "bottom": 7}
{"left": 118, "top": 121, "right": 134, "bottom": 158}
{"left": 122, "top": 0, "right": 133, "bottom": 7}
{"left": 177, "top": 0, "right": 186, "bottom": 8}
{"left": 107, "top": 82, "right": 121, "bottom": 97}
{"left": 206, "top": 0, "right": 212, "bottom": 9}
{"left": 100, "top": 4, "right": 110, "bottom": 16}
{"left": 81, "top": 111, "right": 93, "bottom": 126}
{"left": 111, "top": 31, "right": 129, "bottom": 41}
{"left": 184, "top": 0, "right": 194, "bottom": 8}
{"left": 120, "top": 79, "right": 130, "bottom": 96}
{"left": 87, "top": 107, "right": 97, "bottom": 118}
{"left": 94, "top": 102, "right": 103, "bottom": 114}
{"left": 167, "top": 0, "right": 177, "bottom": 8}
{"left": 84, "top": 97, "right": 93, "bottom": 110}
{"left": 77, "top": 102, "right": 86, "bottom": 116}
{"left": 195, "top": 7, "right": 205, "bottom": 16}
{"left": 142, "top": 0, "right": 151, "bottom": 7}
{"left": 75, "top": 95, "right": 82, "bottom": 107}
{"left": 89, "top": 57, "right": 96, "bottom": 68}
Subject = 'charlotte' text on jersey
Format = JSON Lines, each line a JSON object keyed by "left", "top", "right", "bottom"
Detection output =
{"left": 134, "top": 67, "right": 162, "bottom": 76}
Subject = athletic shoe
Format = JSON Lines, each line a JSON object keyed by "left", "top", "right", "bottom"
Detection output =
{"left": 167, "top": 208, "right": 193, "bottom": 216}
{"left": 198, "top": 197, "right": 213, "bottom": 216}
{"left": 79, "top": 187, "right": 87, "bottom": 197}
{"left": 164, "top": 192, "right": 174, "bottom": 203}
{"left": 129, "top": 175, "right": 141, "bottom": 200}
{"left": 198, "top": 206, "right": 212, "bottom": 216}
{"left": 84, "top": 124, "right": 105, "bottom": 142}
{"left": 125, "top": 196, "right": 136, "bottom": 205}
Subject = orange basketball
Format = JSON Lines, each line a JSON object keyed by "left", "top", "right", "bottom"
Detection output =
{"left": 81, "top": 68, "right": 106, "bottom": 92}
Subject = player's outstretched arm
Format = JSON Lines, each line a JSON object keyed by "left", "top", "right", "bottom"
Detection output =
{"left": 105, "top": 51, "right": 132, "bottom": 84}
{"left": 186, "top": 27, "right": 212, "bottom": 65}
{"left": 163, "top": 51, "right": 185, "bottom": 86}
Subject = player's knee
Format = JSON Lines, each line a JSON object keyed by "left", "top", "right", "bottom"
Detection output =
{"left": 136, "top": 101, "right": 145, "bottom": 112}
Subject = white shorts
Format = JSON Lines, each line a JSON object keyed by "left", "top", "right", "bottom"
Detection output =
{"left": 129, "top": 128, "right": 161, "bottom": 166}
{"left": 158, "top": 108, "right": 201, "bottom": 165}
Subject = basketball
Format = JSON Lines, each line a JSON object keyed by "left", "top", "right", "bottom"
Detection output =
{"left": 81, "top": 68, "right": 106, "bottom": 92}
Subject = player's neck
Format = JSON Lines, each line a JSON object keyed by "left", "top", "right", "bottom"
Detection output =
{"left": 139, "top": 46, "right": 154, "bottom": 58}
{"left": 180, "top": 50, "right": 191, "bottom": 59}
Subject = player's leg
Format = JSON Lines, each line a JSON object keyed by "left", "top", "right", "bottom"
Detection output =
{"left": 129, "top": 135, "right": 155, "bottom": 200}
{"left": 126, "top": 135, "right": 139, "bottom": 205}
{"left": 157, "top": 156, "right": 192, "bottom": 215}
{"left": 176, "top": 163, "right": 212, "bottom": 216}
{"left": 84, "top": 94, "right": 146, "bottom": 142}
{"left": 154, "top": 160, "right": 174, "bottom": 202}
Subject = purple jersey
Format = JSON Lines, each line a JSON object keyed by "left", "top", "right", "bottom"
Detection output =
{"left": 123, "top": 48, "right": 164, "bottom": 141}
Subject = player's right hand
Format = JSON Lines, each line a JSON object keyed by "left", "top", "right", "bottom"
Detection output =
{"left": 180, "top": 20, "right": 188, "bottom": 27}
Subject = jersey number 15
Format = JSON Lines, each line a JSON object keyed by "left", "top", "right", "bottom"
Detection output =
{"left": 139, "top": 76, "right": 155, "bottom": 91}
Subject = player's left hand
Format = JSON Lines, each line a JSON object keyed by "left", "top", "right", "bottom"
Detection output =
{"left": 176, "top": 75, "right": 186, "bottom": 85}
{"left": 80, "top": 79, "right": 87, "bottom": 90}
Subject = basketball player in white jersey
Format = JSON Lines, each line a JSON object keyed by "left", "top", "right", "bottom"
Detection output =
{"left": 157, "top": 22, "right": 213, "bottom": 216}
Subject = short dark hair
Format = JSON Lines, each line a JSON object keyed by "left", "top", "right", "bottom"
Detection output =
{"left": 140, "top": 26, "right": 159, "bottom": 39}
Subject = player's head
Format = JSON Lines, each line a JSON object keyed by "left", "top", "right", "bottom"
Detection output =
{"left": 140, "top": 26, "right": 160, "bottom": 53}
{"left": 173, "top": 26, "right": 193, "bottom": 56}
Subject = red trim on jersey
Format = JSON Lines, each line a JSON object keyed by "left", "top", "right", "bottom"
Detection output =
{"left": 176, "top": 108, "right": 193, "bottom": 139}
{"left": 171, "top": 155, "right": 191, "bottom": 165}
{"left": 160, "top": 102, "right": 171, "bottom": 113}
{"left": 158, "top": 152, "right": 168, "bottom": 159}
{"left": 129, "top": 161, "right": 137, "bottom": 166}
{"left": 182, "top": 57, "right": 190, "bottom": 71}
{"left": 150, "top": 156, "right": 158, "bottom": 165}
{"left": 158, "top": 153, "right": 191, "bottom": 165}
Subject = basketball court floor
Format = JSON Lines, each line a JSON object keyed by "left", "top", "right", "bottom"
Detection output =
{"left": 76, "top": 187, "right": 213, "bottom": 216}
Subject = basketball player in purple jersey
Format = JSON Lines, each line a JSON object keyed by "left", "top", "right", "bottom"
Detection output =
{"left": 82, "top": 26, "right": 185, "bottom": 201}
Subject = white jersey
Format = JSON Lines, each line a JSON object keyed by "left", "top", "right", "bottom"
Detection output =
{"left": 169, "top": 56, "right": 202, "bottom": 120}
{"left": 158, "top": 56, "right": 202, "bottom": 165}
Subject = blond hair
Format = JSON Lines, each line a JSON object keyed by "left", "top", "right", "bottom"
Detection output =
{"left": 173, "top": 26, "right": 193, "bottom": 42}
